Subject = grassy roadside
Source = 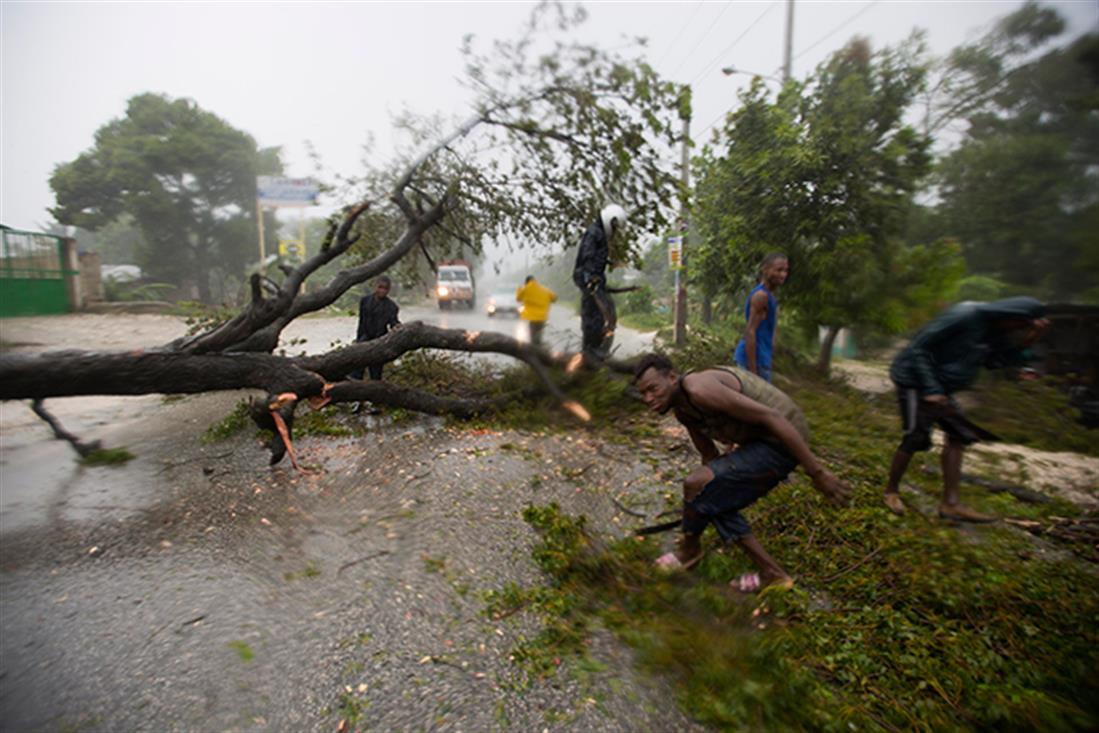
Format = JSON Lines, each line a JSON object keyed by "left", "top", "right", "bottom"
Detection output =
{"left": 492, "top": 358, "right": 1099, "bottom": 732}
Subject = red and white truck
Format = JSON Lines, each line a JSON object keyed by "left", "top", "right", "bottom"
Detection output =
{"left": 435, "top": 259, "right": 476, "bottom": 310}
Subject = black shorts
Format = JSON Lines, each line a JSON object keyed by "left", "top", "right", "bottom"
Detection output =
{"left": 896, "top": 388, "right": 980, "bottom": 453}
{"left": 683, "top": 441, "right": 797, "bottom": 541}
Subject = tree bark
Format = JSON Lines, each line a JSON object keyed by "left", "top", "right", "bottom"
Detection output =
{"left": 0, "top": 322, "right": 592, "bottom": 404}
{"left": 817, "top": 324, "right": 840, "bottom": 374}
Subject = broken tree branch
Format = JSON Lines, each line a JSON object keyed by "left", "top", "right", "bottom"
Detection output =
{"left": 30, "top": 399, "right": 102, "bottom": 457}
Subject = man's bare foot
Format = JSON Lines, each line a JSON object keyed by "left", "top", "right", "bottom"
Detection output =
{"left": 938, "top": 503, "right": 997, "bottom": 523}
{"left": 883, "top": 492, "right": 906, "bottom": 515}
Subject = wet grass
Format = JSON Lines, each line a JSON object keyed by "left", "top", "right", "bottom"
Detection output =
{"left": 202, "top": 399, "right": 252, "bottom": 443}
{"left": 487, "top": 355, "right": 1099, "bottom": 732}
{"left": 227, "top": 640, "right": 254, "bottom": 663}
{"left": 79, "top": 447, "right": 135, "bottom": 466}
{"left": 965, "top": 374, "right": 1099, "bottom": 457}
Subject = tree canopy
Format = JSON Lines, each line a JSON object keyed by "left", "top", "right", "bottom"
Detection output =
{"left": 50, "top": 93, "right": 283, "bottom": 302}
{"left": 930, "top": 17, "right": 1099, "bottom": 300}
{"left": 692, "top": 35, "right": 960, "bottom": 370}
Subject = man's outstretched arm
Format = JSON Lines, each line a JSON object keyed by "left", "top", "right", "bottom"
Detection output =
{"left": 689, "top": 378, "right": 850, "bottom": 505}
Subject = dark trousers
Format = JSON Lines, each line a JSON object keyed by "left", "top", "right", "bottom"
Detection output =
{"left": 683, "top": 441, "right": 797, "bottom": 541}
{"left": 528, "top": 320, "right": 546, "bottom": 346}
{"left": 580, "top": 289, "right": 616, "bottom": 357}
{"left": 351, "top": 364, "right": 384, "bottom": 381}
{"left": 351, "top": 336, "right": 385, "bottom": 381}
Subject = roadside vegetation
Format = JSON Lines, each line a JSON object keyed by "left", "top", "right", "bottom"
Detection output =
{"left": 487, "top": 350, "right": 1098, "bottom": 732}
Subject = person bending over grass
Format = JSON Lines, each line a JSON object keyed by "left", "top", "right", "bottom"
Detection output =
{"left": 884, "top": 297, "right": 1050, "bottom": 521}
{"left": 634, "top": 353, "right": 850, "bottom": 592}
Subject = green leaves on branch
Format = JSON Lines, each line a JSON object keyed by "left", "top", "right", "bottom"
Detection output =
{"left": 417, "top": 5, "right": 686, "bottom": 265}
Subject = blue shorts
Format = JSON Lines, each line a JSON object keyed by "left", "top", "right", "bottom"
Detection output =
{"left": 683, "top": 441, "right": 797, "bottom": 541}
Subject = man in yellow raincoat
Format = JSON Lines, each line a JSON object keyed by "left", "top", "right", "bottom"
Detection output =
{"left": 515, "top": 275, "right": 557, "bottom": 346}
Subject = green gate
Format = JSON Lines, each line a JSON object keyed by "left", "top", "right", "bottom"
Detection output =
{"left": 0, "top": 227, "right": 75, "bottom": 317}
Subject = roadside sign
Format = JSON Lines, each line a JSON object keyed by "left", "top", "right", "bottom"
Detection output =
{"left": 279, "top": 240, "right": 306, "bottom": 262}
{"left": 257, "top": 177, "right": 319, "bottom": 207}
{"left": 667, "top": 236, "right": 683, "bottom": 269}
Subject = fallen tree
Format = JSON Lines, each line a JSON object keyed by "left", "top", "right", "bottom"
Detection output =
{"left": 4, "top": 6, "right": 686, "bottom": 463}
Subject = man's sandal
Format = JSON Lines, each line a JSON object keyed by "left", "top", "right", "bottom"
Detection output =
{"left": 654, "top": 551, "right": 704, "bottom": 572}
{"left": 732, "top": 572, "right": 762, "bottom": 593}
{"left": 938, "top": 504, "right": 997, "bottom": 524}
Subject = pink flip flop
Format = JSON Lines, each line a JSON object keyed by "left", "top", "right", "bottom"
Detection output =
{"left": 655, "top": 550, "right": 704, "bottom": 572}
{"left": 732, "top": 572, "right": 762, "bottom": 593}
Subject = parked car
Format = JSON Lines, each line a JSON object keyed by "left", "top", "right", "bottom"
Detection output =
{"left": 485, "top": 290, "right": 519, "bottom": 317}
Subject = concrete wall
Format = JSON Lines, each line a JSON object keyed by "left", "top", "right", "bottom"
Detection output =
{"left": 78, "top": 251, "right": 105, "bottom": 304}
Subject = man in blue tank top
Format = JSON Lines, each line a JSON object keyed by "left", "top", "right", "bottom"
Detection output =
{"left": 733, "top": 253, "right": 789, "bottom": 382}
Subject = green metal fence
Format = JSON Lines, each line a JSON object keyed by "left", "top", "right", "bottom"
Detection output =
{"left": 0, "top": 227, "right": 76, "bottom": 317}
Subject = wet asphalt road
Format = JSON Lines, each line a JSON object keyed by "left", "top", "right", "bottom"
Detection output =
{"left": 279, "top": 300, "right": 654, "bottom": 364}
{"left": 0, "top": 311, "right": 694, "bottom": 733}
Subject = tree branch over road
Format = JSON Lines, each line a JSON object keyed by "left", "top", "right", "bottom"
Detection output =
{"left": 11, "top": 4, "right": 683, "bottom": 461}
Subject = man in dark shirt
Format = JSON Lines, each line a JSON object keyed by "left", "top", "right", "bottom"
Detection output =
{"left": 353, "top": 276, "right": 401, "bottom": 381}
{"left": 883, "top": 297, "right": 1049, "bottom": 521}
{"left": 573, "top": 204, "right": 626, "bottom": 361}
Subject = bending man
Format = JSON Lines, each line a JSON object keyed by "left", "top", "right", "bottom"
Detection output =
{"left": 884, "top": 297, "right": 1050, "bottom": 520}
{"left": 634, "top": 353, "right": 850, "bottom": 591}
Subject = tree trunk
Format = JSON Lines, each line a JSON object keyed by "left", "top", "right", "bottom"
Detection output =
{"left": 0, "top": 321, "right": 632, "bottom": 403}
{"left": 701, "top": 294, "right": 712, "bottom": 325}
{"left": 195, "top": 239, "right": 213, "bottom": 304}
{"left": 817, "top": 325, "right": 840, "bottom": 374}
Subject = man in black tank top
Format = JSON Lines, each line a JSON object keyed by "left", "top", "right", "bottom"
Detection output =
{"left": 634, "top": 353, "right": 850, "bottom": 591}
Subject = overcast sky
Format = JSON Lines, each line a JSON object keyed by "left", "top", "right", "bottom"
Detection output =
{"left": 3, "top": 0, "right": 1096, "bottom": 243}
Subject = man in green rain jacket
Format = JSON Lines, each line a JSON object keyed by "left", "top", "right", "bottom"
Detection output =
{"left": 884, "top": 297, "right": 1050, "bottom": 521}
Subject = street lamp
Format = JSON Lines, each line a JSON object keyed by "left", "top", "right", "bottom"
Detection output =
{"left": 721, "top": 66, "right": 783, "bottom": 85}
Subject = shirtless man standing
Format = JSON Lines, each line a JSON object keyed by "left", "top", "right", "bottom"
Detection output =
{"left": 634, "top": 353, "right": 850, "bottom": 591}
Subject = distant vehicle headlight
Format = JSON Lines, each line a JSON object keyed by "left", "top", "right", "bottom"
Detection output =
{"left": 437, "top": 286, "right": 449, "bottom": 297}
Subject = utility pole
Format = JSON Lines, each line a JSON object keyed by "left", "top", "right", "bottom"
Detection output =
{"left": 782, "top": 0, "right": 794, "bottom": 82}
{"left": 673, "top": 87, "right": 691, "bottom": 347}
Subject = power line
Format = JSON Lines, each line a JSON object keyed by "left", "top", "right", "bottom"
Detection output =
{"left": 792, "top": 0, "right": 881, "bottom": 62}
{"left": 669, "top": 1, "right": 737, "bottom": 79}
{"left": 655, "top": 1, "right": 706, "bottom": 68}
{"left": 690, "top": 2, "right": 779, "bottom": 85}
